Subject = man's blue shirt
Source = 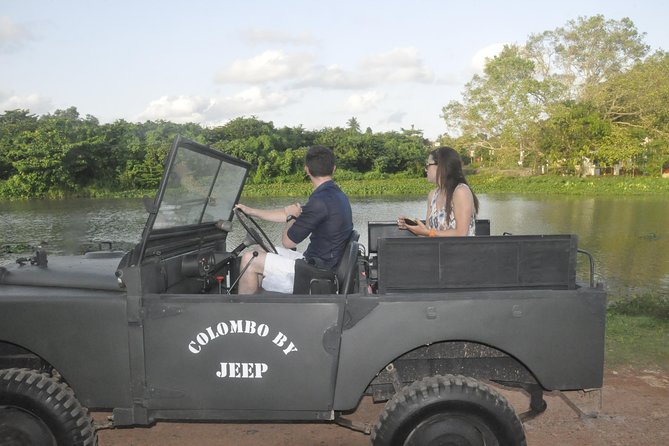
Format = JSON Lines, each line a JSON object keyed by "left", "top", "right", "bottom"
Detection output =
{"left": 287, "top": 180, "right": 353, "bottom": 269}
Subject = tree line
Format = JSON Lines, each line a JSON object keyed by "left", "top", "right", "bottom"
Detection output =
{"left": 442, "top": 15, "right": 669, "bottom": 175}
{"left": 0, "top": 110, "right": 429, "bottom": 199}
{"left": 1, "top": 15, "right": 667, "bottom": 199}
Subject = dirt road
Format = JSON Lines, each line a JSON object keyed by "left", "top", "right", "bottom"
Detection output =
{"left": 95, "top": 369, "right": 669, "bottom": 445}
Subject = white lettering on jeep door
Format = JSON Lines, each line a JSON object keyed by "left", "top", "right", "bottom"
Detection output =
{"left": 272, "top": 332, "right": 298, "bottom": 355}
{"left": 216, "top": 362, "right": 268, "bottom": 379}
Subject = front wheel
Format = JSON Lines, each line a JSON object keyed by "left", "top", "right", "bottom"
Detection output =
{"left": 0, "top": 368, "right": 97, "bottom": 446}
{"left": 371, "top": 374, "right": 526, "bottom": 446}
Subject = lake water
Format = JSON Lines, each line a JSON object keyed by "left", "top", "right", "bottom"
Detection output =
{"left": 1, "top": 194, "right": 668, "bottom": 297}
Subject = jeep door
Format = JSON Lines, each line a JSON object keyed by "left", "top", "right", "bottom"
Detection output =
{"left": 142, "top": 294, "right": 345, "bottom": 415}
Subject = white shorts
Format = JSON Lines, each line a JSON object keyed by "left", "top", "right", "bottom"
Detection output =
{"left": 262, "top": 246, "right": 304, "bottom": 293}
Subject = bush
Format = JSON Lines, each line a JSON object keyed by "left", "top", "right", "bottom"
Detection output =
{"left": 609, "top": 294, "right": 669, "bottom": 320}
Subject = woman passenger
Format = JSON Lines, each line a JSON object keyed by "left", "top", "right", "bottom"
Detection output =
{"left": 398, "top": 146, "right": 479, "bottom": 237}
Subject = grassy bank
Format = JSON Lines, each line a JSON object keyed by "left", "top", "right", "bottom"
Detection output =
{"left": 606, "top": 294, "right": 669, "bottom": 370}
{"left": 245, "top": 173, "right": 669, "bottom": 198}
{"left": 2, "top": 173, "right": 668, "bottom": 200}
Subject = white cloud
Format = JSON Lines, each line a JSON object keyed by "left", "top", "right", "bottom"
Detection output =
{"left": 0, "top": 16, "right": 34, "bottom": 53}
{"left": 212, "top": 87, "right": 291, "bottom": 117}
{"left": 471, "top": 43, "right": 507, "bottom": 73}
{"left": 241, "top": 28, "right": 318, "bottom": 46}
{"left": 382, "top": 110, "right": 407, "bottom": 125}
{"left": 136, "top": 95, "right": 214, "bottom": 123}
{"left": 137, "top": 88, "right": 291, "bottom": 123}
{"left": 218, "top": 47, "right": 438, "bottom": 91}
{"left": 0, "top": 93, "right": 53, "bottom": 114}
{"left": 296, "top": 65, "right": 371, "bottom": 89}
{"left": 216, "top": 50, "right": 314, "bottom": 83}
{"left": 344, "top": 91, "right": 385, "bottom": 113}
{"left": 298, "top": 47, "right": 435, "bottom": 89}
{"left": 361, "top": 47, "right": 434, "bottom": 83}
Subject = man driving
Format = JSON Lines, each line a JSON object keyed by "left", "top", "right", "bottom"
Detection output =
{"left": 234, "top": 145, "right": 353, "bottom": 294}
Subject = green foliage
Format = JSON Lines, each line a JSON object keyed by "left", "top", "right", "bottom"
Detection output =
{"left": 468, "top": 173, "right": 669, "bottom": 195}
{"left": 606, "top": 293, "right": 669, "bottom": 369}
{"left": 0, "top": 109, "right": 433, "bottom": 199}
{"left": 444, "top": 15, "right": 663, "bottom": 175}
{"left": 609, "top": 294, "right": 669, "bottom": 320}
{"left": 605, "top": 312, "right": 669, "bottom": 369}
{"left": 237, "top": 171, "right": 669, "bottom": 199}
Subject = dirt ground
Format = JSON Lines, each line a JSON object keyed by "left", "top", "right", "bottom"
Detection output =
{"left": 95, "top": 369, "right": 669, "bottom": 446}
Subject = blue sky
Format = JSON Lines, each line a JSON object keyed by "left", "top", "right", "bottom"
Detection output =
{"left": 1, "top": 0, "right": 667, "bottom": 140}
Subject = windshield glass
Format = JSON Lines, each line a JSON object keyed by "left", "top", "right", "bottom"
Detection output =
{"left": 153, "top": 140, "right": 249, "bottom": 230}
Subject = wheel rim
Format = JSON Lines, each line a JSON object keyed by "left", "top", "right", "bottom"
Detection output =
{"left": 0, "top": 406, "right": 57, "bottom": 446}
{"left": 404, "top": 413, "right": 498, "bottom": 446}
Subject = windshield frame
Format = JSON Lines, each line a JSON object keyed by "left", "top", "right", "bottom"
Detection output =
{"left": 138, "top": 135, "right": 251, "bottom": 263}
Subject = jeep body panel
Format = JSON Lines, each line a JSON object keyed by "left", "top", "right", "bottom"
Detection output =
{"left": 0, "top": 286, "right": 131, "bottom": 407}
{"left": 333, "top": 288, "right": 606, "bottom": 409}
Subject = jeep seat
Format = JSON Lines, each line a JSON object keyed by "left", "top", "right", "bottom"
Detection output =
{"left": 292, "top": 230, "right": 360, "bottom": 295}
{"left": 334, "top": 230, "right": 360, "bottom": 294}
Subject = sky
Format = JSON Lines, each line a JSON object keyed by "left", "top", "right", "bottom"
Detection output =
{"left": 1, "top": 0, "right": 668, "bottom": 141}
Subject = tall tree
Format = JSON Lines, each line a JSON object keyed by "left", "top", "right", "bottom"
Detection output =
{"left": 346, "top": 117, "right": 361, "bottom": 133}
{"left": 589, "top": 51, "right": 669, "bottom": 174}
{"left": 0, "top": 109, "right": 39, "bottom": 179}
{"left": 442, "top": 45, "right": 563, "bottom": 167}
{"left": 591, "top": 51, "right": 669, "bottom": 137}
{"left": 525, "top": 15, "right": 649, "bottom": 98}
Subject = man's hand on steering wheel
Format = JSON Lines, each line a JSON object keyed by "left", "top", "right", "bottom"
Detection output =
{"left": 233, "top": 207, "right": 278, "bottom": 254}
{"left": 283, "top": 203, "right": 302, "bottom": 220}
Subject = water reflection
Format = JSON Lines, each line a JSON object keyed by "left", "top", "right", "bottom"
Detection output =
{"left": 1, "top": 194, "right": 667, "bottom": 297}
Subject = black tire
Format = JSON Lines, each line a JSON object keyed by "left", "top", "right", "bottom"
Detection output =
{"left": 371, "top": 374, "right": 526, "bottom": 446}
{"left": 0, "top": 368, "right": 97, "bottom": 446}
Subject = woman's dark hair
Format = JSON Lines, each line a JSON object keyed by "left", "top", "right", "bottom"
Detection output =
{"left": 431, "top": 146, "right": 479, "bottom": 216}
{"left": 305, "top": 145, "right": 336, "bottom": 177}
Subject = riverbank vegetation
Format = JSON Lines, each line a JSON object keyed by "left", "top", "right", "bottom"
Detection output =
{"left": 1, "top": 15, "right": 668, "bottom": 200}
{"left": 243, "top": 172, "right": 669, "bottom": 198}
{"left": 607, "top": 294, "right": 669, "bottom": 369}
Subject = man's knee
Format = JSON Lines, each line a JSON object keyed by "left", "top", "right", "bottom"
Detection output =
{"left": 241, "top": 250, "right": 266, "bottom": 274}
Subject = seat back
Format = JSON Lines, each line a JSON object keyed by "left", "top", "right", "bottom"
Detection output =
{"left": 367, "top": 219, "right": 491, "bottom": 253}
{"left": 475, "top": 219, "right": 490, "bottom": 235}
{"left": 335, "top": 230, "right": 360, "bottom": 294}
{"left": 377, "top": 234, "right": 578, "bottom": 294}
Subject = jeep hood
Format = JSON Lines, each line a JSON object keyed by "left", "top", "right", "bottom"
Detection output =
{"left": 0, "top": 253, "right": 123, "bottom": 291}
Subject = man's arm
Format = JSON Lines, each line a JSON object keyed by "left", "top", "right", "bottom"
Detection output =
{"left": 282, "top": 221, "right": 298, "bottom": 249}
{"left": 235, "top": 203, "right": 300, "bottom": 223}
{"left": 281, "top": 203, "right": 302, "bottom": 248}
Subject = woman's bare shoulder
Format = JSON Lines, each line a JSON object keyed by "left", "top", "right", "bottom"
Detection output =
{"left": 453, "top": 183, "right": 474, "bottom": 202}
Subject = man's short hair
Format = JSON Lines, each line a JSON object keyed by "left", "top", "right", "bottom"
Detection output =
{"left": 305, "top": 145, "right": 335, "bottom": 177}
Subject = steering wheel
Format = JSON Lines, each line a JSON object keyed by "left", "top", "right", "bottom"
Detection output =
{"left": 234, "top": 208, "right": 278, "bottom": 254}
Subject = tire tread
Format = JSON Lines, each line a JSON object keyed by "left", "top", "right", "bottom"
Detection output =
{"left": 0, "top": 368, "right": 98, "bottom": 446}
{"left": 370, "top": 374, "right": 527, "bottom": 446}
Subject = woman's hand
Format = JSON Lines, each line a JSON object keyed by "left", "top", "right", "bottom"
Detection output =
{"left": 397, "top": 216, "right": 410, "bottom": 230}
{"left": 398, "top": 217, "right": 429, "bottom": 236}
{"left": 409, "top": 219, "right": 430, "bottom": 236}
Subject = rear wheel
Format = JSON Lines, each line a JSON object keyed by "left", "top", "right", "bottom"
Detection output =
{"left": 0, "top": 368, "right": 97, "bottom": 446}
{"left": 371, "top": 374, "right": 526, "bottom": 446}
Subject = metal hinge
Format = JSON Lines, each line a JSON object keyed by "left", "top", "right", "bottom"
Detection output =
{"left": 143, "top": 304, "right": 185, "bottom": 320}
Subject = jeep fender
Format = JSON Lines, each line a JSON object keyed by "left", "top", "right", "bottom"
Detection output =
{"left": 0, "top": 287, "right": 132, "bottom": 408}
{"left": 333, "top": 289, "right": 606, "bottom": 410}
